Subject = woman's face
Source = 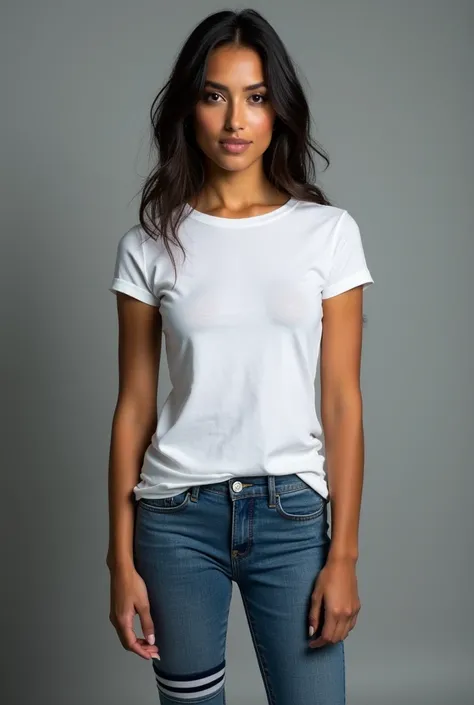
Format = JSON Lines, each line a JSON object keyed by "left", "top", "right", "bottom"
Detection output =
{"left": 193, "top": 45, "right": 277, "bottom": 172}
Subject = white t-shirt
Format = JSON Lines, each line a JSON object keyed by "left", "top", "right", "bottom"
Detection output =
{"left": 109, "top": 197, "right": 374, "bottom": 501}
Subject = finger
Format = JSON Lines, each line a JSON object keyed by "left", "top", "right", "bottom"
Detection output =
{"left": 333, "top": 616, "right": 350, "bottom": 643}
{"left": 137, "top": 637, "right": 160, "bottom": 659}
{"left": 137, "top": 603, "right": 156, "bottom": 647}
{"left": 308, "top": 635, "right": 328, "bottom": 648}
{"left": 309, "top": 612, "right": 337, "bottom": 648}
{"left": 322, "top": 611, "right": 338, "bottom": 643}
{"left": 346, "top": 602, "right": 360, "bottom": 635}
{"left": 347, "top": 613, "right": 358, "bottom": 633}
{"left": 118, "top": 616, "right": 153, "bottom": 660}
{"left": 308, "top": 593, "right": 323, "bottom": 638}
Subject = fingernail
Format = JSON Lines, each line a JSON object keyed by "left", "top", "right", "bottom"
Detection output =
{"left": 308, "top": 625, "right": 315, "bottom": 637}
{"left": 151, "top": 654, "right": 161, "bottom": 660}
{"left": 147, "top": 634, "right": 155, "bottom": 645}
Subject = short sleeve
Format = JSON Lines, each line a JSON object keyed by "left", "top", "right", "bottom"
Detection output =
{"left": 109, "top": 226, "right": 160, "bottom": 307}
{"left": 321, "top": 210, "right": 374, "bottom": 299}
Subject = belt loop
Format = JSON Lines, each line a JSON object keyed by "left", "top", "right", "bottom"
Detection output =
{"left": 190, "top": 485, "right": 200, "bottom": 502}
{"left": 267, "top": 475, "right": 276, "bottom": 508}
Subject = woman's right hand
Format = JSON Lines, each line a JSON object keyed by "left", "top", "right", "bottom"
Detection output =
{"left": 108, "top": 564, "right": 160, "bottom": 661}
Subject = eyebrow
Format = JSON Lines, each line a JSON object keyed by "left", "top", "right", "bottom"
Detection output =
{"left": 204, "top": 80, "right": 267, "bottom": 92}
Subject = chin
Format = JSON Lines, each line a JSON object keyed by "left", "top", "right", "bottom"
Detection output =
{"left": 221, "top": 161, "right": 253, "bottom": 173}
{"left": 208, "top": 154, "right": 251, "bottom": 171}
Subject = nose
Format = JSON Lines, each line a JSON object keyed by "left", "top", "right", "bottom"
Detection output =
{"left": 224, "top": 99, "right": 245, "bottom": 132}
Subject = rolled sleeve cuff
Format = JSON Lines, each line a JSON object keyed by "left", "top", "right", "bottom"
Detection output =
{"left": 322, "top": 269, "right": 374, "bottom": 300}
{"left": 109, "top": 278, "right": 160, "bottom": 306}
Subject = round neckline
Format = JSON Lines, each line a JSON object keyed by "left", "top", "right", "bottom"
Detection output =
{"left": 183, "top": 196, "right": 299, "bottom": 228}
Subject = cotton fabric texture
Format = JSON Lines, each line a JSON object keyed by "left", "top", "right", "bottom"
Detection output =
{"left": 109, "top": 198, "right": 374, "bottom": 501}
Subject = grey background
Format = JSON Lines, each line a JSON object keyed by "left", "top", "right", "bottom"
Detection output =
{"left": 2, "top": 1, "right": 473, "bottom": 704}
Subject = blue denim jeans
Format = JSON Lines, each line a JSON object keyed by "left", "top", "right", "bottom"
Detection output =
{"left": 133, "top": 474, "right": 345, "bottom": 705}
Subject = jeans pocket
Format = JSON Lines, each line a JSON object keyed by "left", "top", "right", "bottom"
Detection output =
{"left": 138, "top": 490, "right": 191, "bottom": 513}
{"left": 275, "top": 487, "right": 326, "bottom": 521}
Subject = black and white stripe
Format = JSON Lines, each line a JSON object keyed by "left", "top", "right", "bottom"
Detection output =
{"left": 154, "top": 660, "right": 226, "bottom": 701}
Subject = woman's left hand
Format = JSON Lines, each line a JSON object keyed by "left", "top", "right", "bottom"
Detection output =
{"left": 308, "top": 556, "right": 361, "bottom": 648}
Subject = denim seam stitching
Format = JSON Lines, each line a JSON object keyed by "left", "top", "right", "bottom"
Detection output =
{"left": 232, "top": 496, "right": 255, "bottom": 559}
{"left": 199, "top": 482, "right": 309, "bottom": 498}
{"left": 275, "top": 492, "right": 326, "bottom": 521}
{"left": 139, "top": 492, "right": 191, "bottom": 513}
{"left": 240, "top": 592, "right": 276, "bottom": 705}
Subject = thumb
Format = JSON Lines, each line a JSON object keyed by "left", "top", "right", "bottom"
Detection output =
{"left": 308, "top": 592, "right": 324, "bottom": 638}
{"left": 137, "top": 604, "right": 155, "bottom": 644}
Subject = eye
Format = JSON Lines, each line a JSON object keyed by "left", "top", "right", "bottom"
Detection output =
{"left": 249, "top": 93, "right": 268, "bottom": 104}
{"left": 203, "top": 91, "right": 223, "bottom": 103}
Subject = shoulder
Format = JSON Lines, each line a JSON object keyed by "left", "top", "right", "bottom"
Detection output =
{"left": 114, "top": 224, "right": 142, "bottom": 255}
{"left": 290, "top": 201, "right": 357, "bottom": 249}
{"left": 292, "top": 200, "right": 348, "bottom": 227}
{"left": 115, "top": 224, "right": 166, "bottom": 259}
{"left": 294, "top": 199, "right": 342, "bottom": 216}
{"left": 295, "top": 201, "right": 363, "bottom": 240}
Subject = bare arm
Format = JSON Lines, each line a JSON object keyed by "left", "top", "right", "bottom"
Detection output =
{"left": 320, "top": 285, "right": 367, "bottom": 563}
{"left": 106, "top": 292, "right": 162, "bottom": 571}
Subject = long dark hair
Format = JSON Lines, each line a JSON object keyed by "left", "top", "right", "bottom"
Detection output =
{"left": 138, "top": 8, "right": 333, "bottom": 282}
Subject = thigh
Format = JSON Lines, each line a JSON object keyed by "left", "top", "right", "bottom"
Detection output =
{"left": 238, "top": 490, "right": 345, "bottom": 705}
{"left": 133, "top": 491, "right": 233, "bottom": 704}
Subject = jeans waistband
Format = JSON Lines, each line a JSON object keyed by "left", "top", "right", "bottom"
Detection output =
{"left": 189, "top": 474, "right": 310, "bottom": 507}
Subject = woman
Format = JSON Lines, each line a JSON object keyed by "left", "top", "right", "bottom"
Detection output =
{"left": 107, "top": 8, "right": 374, "bottom": 705}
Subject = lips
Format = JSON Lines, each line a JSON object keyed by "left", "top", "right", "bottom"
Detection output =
{"left": 219, "top": 139, "right": 252, "bottom": 154}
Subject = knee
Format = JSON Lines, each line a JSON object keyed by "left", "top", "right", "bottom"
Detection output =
{"left": 153, "top": 659, "right": 226, "bottom": 703}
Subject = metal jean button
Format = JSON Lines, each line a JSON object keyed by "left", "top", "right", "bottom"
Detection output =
{"left": 232, "top": 481, "right": 243, "bottom": 492}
